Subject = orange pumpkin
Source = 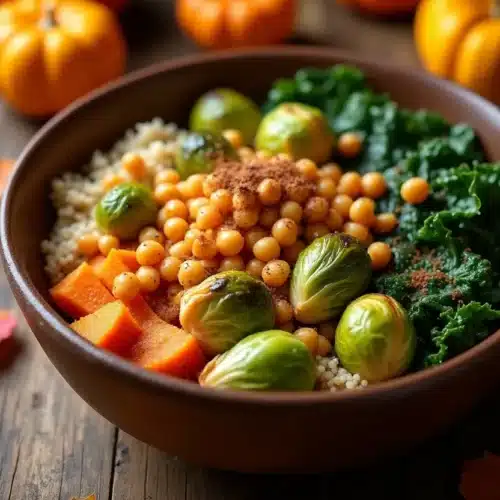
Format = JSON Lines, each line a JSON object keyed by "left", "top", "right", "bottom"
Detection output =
{"left": 0, "top": 0, "right": 127, "bottom": 117}
{"left": 338, "top": 0, "right": 419, "bottom": 15}
{"left": 176, "top": 0, "right": 296, "bottom": 50}
{"left": 415, "top": 0, "right": 500, "bottom": 104}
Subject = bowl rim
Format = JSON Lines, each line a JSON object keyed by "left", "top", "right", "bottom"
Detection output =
{"left": 3, "top": 45, "right": 500, "bottom": 406}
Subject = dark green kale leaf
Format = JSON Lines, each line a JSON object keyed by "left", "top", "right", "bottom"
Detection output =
{"left": 418, "top": 163, "right": 500, "bottom": 276}
{"left": 374, "top": 243, "right": 498, "bottom": 368}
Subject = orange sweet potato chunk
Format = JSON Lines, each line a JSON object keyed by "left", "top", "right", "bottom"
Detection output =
{"left": 95, "top": 249, "right": 130, "bottom": 290}
{"left": 115, "top": 249, "right": 139, "bottom": 271}
{"left": 126, "top": 295, "right": 206, "bottom": 380}
{"left": 50, "top": 262, "right": 114, "bottom": 319}
{"left": 71, "top": 301, "right": 142, "bottom": 357}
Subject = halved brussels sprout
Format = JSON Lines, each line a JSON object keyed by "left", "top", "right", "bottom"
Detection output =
{"left": 254, "top": 103, "right": 335, "bottom": 164}
{"left": 179, "top": 271, "right": 275, "bottom": 356}
{"left": 199, "top": 330, "right": 316, "bottom": 391}
{"left": 95, "top": 182, "right": 157, "bottom": 239}
{"left": 335, "top": 294, "right": 416, "bottom": 382}
{"left": 175, "top": 131, "right": 237, "bottom": 180}
{"left": 189, "top": 88, "right": 262, "bottom": 145}
{"left": 290, "top": 233, "right": 371, "bottom": 324}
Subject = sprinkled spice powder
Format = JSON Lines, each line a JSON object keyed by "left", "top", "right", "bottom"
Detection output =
{"left": 212, "top": 157, "right": 316, "bottom": 199}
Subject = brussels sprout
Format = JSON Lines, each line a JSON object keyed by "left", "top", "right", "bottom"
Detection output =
{"left": 189, "top": 89, "right": 262, "bottom": 145}
{"left": 335, "top": 294, "right": 416, "bottom": 382}
{"left": 95, "top": 182, "right": 157, "bottom": 239}
{"left": 179, "top": 271, "right": 275, "bottom": 356}
{"left": 254, "top": 103, "right": 335, "bottom": 164}
{"left": 199, "top": 330, "right": 316, "bottom": 391}
{"left": 290, "top": 233, "right": 371, "bottom": 324}
{"left": 175, "top": 131, "right": 237, "bottom": 180}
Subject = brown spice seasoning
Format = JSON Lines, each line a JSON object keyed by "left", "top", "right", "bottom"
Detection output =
{"left": 212, "top": 157, "right": 315, "bottom": 200}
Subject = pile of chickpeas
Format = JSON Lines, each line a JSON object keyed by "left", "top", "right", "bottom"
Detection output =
{"left": 77, "top": 129, "right": 431, "bottom": 356}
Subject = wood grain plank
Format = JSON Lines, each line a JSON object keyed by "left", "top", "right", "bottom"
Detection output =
{"left": 0, "top": 270, "right": 116, "bottom": 500}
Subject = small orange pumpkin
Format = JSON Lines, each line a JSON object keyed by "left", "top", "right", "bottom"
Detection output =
{"left": 176, "top": 0, "right": 296, "bottom": 50}
{"left": 337, "top": 0, "right": 419, "bottom": 16}
{"left": 0, "top": 0, "right": 127, "bottom": 117}
{"left": 415, "top": 0, "right": 500, "bottom": 105}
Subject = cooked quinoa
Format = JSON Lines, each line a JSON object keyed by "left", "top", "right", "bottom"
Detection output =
{"left": 41, "top": 119, "right": 182, "bottom": 284}
{"left": 316, "top": 355, "right": 368, "bottom": 391}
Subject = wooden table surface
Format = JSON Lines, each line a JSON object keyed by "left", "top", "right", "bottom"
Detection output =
{"left": 1, "top": 2, "right": 496, "bottom": 499}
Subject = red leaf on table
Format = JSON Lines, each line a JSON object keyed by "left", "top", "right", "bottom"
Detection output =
{"left": 0, "top": 158, "right": 15, "bottom": 196}
{"left": 460, "top": 453, "right": 500, "bottom": 500}
{"left": 0, "top": 310, "right": 17, "bottom": 366}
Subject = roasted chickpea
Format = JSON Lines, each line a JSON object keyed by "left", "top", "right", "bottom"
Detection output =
{"left": 77, "top": 233, "right": 99, "bottom": 257}
{"left": 196, "top": 205, "right": 223, "bottom": 230}
{"left": 139, "top": 226, "right": 164, "bottom": 244}
{"left": 253, "top": 237, "right": 281, "bottom": 262}
{"left": 188, "top": 197, "right": 209, "bottom": 220}
{"left": 280, "top": 200, "right": 303, "bottom": 223}
{"left": 163, "top": 217, "right": 189, "bottom": 242}
{"left": 343, "top": 221, "right": 370, "bottom": 244}
{"left": 286, "top": 184, "right": 310, "bottom": 204}
{"left": 186, "top": 174, "right": 205, "bottom": 198}
{"left": 98, "top": 234, "right": 120, "bottom": 256}
{"left": 219, "top": 256, "right": 245, "bottom": 272}
{"left": 337, "top": 171, "right": 362, "bottom": 198}
{"left": 168, "top": 241, "right": 192, "bottom": 260}
{"left": 192, "top": 234, "right": 218, "bottom": 260}
{"left": 257, "top": 178, "right": 282, "bottom": 205}
{"left": 337, "top": 132, "right": 363, "bottom": 158}
{"left": 164, "top": 199, "right": 188, "bottom": 220}
{"left": 155, "top": 168, "right": 180, "bottom": 185}
{"left": 245, "top": 227, "right": 268, "bottom": 251}
{"left": 262, "top": 260, "right": 290, "bottom": 287}
{"left": 374, "top": 213, "right": 398, "bottom": 234}
{"left": 368, "top": 242, "right": 392, "bottom": 271}
{"left": 325, "top": 208, "right": 343, "bottom": 231}
{"left": 233, "top": 190, "right": 257, "bottom": 210}
{"left": 294, "top": 328, "right": 319, "bottom": 354}
{"left": 112, "top": 272, "right": 141, "bottom": 301}
{"left": 274, "top": 298, "right": 293, "bottom": 325}
{"left": 295, "top": 158, "right": 318, "bottom": 180}
{"left": 304, "top": 196, "right": 329, "bottom": 222}
{"left": 136, "top": 266, "right": 161, "bottom": 292}
{"left": 216, "top": 230, "right": 244, "bottom": 257}
{"left": 401, "top": 177, "right": 430, "bottom": 205}
{"left": 210, "top": 189, "right": 232, "bottom": 214}
{"left": 319, "top": 163, "right": 342, "bottom": 182}
{"left": 136, "top": 240, "right": 165, "bottom": 266}
{"left": 259, "top": 207, "right": 280, "bottom": 228}
{"left": 178, "top": 260, "right": 207, "bottom": 288}
{"left": 305, "top": 223, "right": 330, "bottom": 242}
{"left": 316, "top": 178, "right": 336, "bottom": 199}
{"left": 361, "top": 172, "right": 387, "bottom": 199}
{"left": 121, "top": 152, "right": 146, "bottom": 180}
{"left": 317, "top": 335, "right": 332, "bottom": 356}
{"left": 159, "top": 256, "right": 182, "bottom": 282}
{"left": 246, "top": 258, "right": 266, "bottom": 279}
{"left": 202, "top": 174, "right": 218, "bottom": 198}
{"left": 184, "top": 228, "right": 202, "bottom": 246}
{"left": 349, "top": 197, "right": 376, "bottom": 227}
{"left": 154, "top": 183, "right": 179, "bottom": 204}
{"left": 272, "top": 218, "right": 298, "bottom": 247}
{"left": 234, "top": 208, "right": 260, "bottom": 229}
{"left": 332, "top": 194, "right": 353, "bottom": 218}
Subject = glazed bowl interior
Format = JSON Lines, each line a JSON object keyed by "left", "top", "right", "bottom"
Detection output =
{"left": 4, "top": 46, "right": 500, "bottom": 404}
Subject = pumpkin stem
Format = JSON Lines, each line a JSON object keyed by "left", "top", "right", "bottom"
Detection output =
{"left": 40, "top": 1, "right": 57, "bottom": 29}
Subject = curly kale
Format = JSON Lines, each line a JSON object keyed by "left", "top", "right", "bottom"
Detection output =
{"left": 374, "top": 244, "right": 500, "bottom": 368}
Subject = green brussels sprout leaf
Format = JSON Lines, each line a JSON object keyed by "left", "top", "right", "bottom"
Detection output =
{"left": 180, "top": 271, "right": 275, "bottom": 356}
{"left": 335, "top": 293, "right": 416, "bottom": 382}
{"left": 95, "top": 182, "right": 157, "bottom": 239}
{"left": 290, "top": 233, "right": 372, "bottom": 324}
{"left": 189, "top": 88, "right": 262, "bottom": 145}
{"left": 255, "top": 102, "right": 335, "bottom": 164}
{"left": 199, "top": 330, "right": 316, "bottom": 391}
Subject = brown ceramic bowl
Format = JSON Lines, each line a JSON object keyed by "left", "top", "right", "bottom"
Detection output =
{"left": 3, "top": 47, "right": 500, "bottom": 473}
